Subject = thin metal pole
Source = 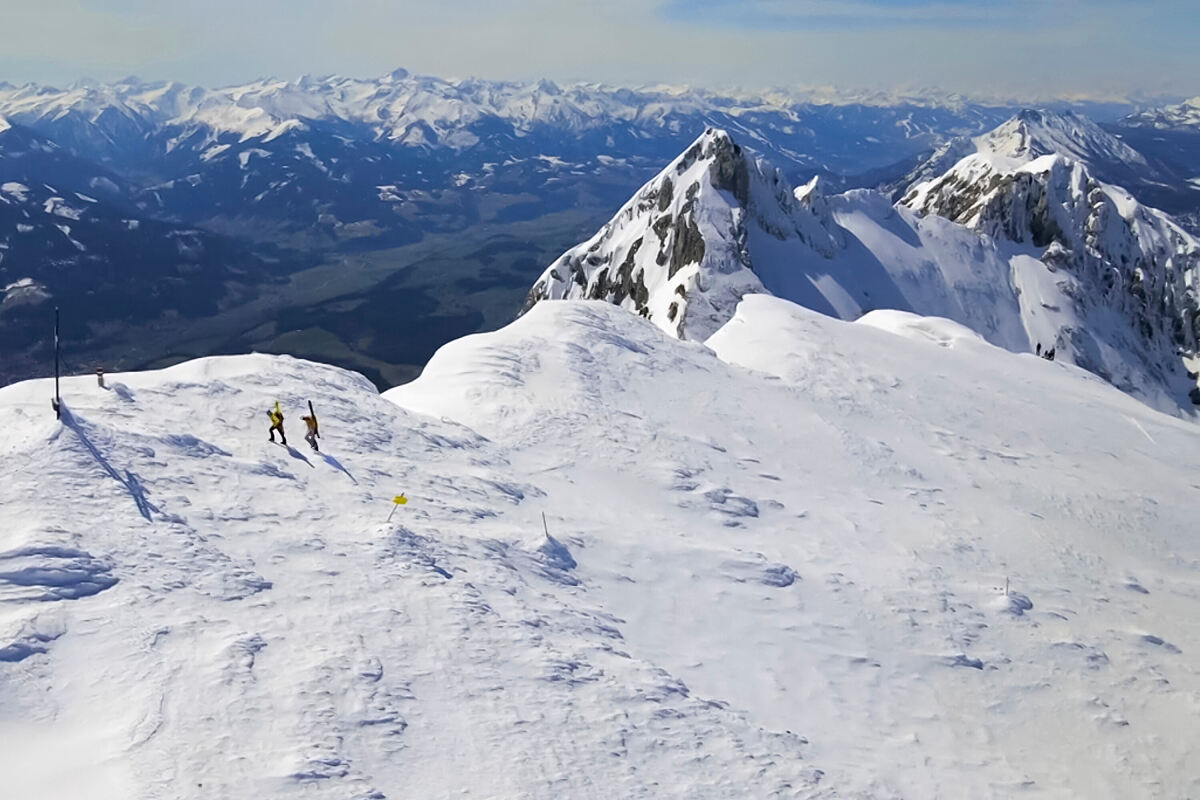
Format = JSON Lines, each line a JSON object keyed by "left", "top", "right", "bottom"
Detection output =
{"left": 54, "top": 307, "right": 61, "bottom": 418}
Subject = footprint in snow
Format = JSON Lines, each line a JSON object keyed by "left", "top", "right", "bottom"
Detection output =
{"left": 1140, "top": 634, "right": 1182, "bottom": 654}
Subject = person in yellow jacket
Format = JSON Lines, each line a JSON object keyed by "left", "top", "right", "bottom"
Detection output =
{"left": 267, "top": 401, "right": 287, "bottom": 445}
{"left": 301, "top": 411, "right": 319, "bottom": 452}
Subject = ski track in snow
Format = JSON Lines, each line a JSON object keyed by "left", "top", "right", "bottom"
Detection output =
{"left": 1, "top": 300, "right": 1198, "bottom": 798}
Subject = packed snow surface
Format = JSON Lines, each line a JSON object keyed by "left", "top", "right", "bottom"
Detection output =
{"left": 3, "top": 298, "right": 1200, "bottom": 798}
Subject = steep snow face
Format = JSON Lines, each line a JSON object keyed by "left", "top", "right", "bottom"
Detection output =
{"left": 387, "top": 298, "right": 1200, "bottom": 799}
{"left": 903, "top": 152, "right": 1200, "bottom": 406}
{"left": 523, "top": 128, "right": 839, "bottom": 340}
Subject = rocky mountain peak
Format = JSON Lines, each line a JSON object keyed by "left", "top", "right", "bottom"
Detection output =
{"left": 522, "top": 128, "right": 841, "bottom": 341}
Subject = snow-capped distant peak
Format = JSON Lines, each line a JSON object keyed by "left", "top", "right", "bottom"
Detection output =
{"left": 974, "top": 108, "right": 1148, "bottom": 168}
{"left": 1121, "top": 96, "right": 1200, "bottom": 131}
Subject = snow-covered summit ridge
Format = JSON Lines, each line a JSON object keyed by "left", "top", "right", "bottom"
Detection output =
{"left": 390, "top": 296, "right": 1200, "bottom": 797}
{"left": 525, "top": 125, "right": 1200, "bottom": 412}
{"left": 5, "top": 297, "right": 1200, "bottom": 797}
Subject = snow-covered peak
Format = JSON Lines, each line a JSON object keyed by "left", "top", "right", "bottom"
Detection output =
{"left": 522, "top": 128, "right": 839, "bottom": 340}
{"left": 975, "top": 109, "right": 1148, "bottom": 169}
{"left": 894, "top": 109, "right": 1162, "bottom": 204}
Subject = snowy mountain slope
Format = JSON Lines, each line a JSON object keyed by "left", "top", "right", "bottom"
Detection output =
{"left": 525, "top": 129, "right": 1200, "bottom": 412}
{"left": 1121, "top": 96, "right": 1200, "bottom": 131}
{"left": 903, "top": 150, "right": 1200, "bottom": 406}
{"left": 5, "top": 298, "right": 1199, "bottom": 797}
{"left": 386, "top": 298, "right": 1200, "bottom": 798}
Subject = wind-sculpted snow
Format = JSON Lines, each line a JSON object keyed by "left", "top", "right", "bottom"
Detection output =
{"left": 389, "top": 298, "right": 1200, "bottom": 797}
{"left": 2, "top": 301, "right": 1200, "bottom": 796}
{"left": 0, "top": 348, "right": 822, "bottom": 798}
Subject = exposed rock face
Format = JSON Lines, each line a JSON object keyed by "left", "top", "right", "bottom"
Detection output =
{"left": 903, "top": 153, "right": 1200, "bottom": 374}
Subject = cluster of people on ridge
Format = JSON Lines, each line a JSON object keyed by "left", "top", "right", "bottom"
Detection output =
{"left": 267, "top": 401, "right": 320, "bottom": 451}
{"left": 1035, "top": 343, "right": 1056, "bottom": 361}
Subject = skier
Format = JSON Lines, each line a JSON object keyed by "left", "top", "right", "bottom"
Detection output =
{"left": 301, "top": 407, "right": 320, "bottom": 452}
{"left": 267, "top": 402, "right": 287, "bottom": 445}
{"left": 1036, "top": 343, "right": 1042, "bottom": 356}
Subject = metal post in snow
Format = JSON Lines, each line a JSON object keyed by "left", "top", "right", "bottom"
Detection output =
{"left": 53, "top": 307, "right": 61, "bottom": 418}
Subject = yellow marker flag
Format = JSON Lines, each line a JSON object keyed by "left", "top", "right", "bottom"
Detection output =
{"left": 386, "top": 493, "right": 408, "bottom": 522}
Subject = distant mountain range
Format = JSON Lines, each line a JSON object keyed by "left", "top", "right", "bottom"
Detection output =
{"left": 1, "top": 70, "right": 1197, "bottom": 394}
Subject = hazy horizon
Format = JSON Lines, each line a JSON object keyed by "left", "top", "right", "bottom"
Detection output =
{"left": 2, "top": 0, "right": 1196, "bottom": 101}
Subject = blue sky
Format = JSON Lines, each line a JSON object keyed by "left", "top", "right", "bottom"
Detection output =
{"left": 0, "top": 0, "right": 1194, "bottom": 99}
